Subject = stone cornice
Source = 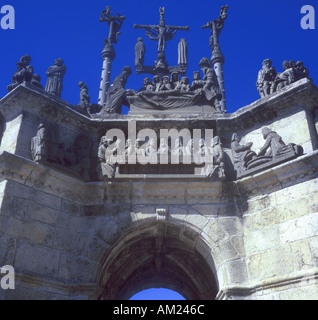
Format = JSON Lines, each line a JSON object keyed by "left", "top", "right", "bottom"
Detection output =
{"left": 0, "top": 84, "right": 97, "bottom": 134}
{"left": 216, "top": 267, "right": 318, "bottom": 300}
{"left": 235, "top": 150, "right": 318, "bottom": 199}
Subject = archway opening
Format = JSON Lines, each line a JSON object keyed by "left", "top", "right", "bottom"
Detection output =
{"left": 98, "top": 221, "right": 219, "bottom": 300}
{"left": 130, "top": 288, "right": 186, "bottom": 300}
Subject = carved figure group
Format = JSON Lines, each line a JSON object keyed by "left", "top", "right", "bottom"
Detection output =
{"left": 257, "top": 59, "right": 310, "bottom": 98}
{"left": 136, "top": 58, "right": 221, "bottom": 106}
{"left": 7, "top": 55, "right": 37, "bottom": 92}
{"left": 231, "top": 128, "right": 303, "bottom": 178}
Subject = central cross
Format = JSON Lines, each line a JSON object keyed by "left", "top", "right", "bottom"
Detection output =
{"left": 134, "top": 7, "right": 189, "bottom": 57}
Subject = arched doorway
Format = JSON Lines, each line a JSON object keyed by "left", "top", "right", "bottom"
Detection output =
{"left": 97, "top": 220, "right": 219, "bottom": 300}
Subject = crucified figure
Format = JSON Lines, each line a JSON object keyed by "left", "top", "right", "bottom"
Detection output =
{"left": 134, "top": 7, "right": 189, "bottom": 55}
{"left": 99, "top": 5, "right": 126, "bottom": 44}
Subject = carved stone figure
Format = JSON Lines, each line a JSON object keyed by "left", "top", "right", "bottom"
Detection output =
{"left": 269, "top": 60, "right": 310, "bottom": 94}
{"left": 231, "top": 133, "right": 256, "bottom": 176}
{"left": 199, "top": 57, "right": 222, "bottom": 112}
{"left": 99, "top": 5, "right": 126, "bottom": 45}
{"left": 135, "top": 37, "right": 145, "bottom": 67}
{"left": 157, "top": 75, "right": 172, "bottom": 92}
{"left": 205, "top": 136, "right": 225, "bottom": 179}
{"left": 98, "top": 137, "right": 118, "bottom": 180}
{"left": 175, "top": 77, "right": 191, "bottom": 91}
{"left": 153, "top": 75, "right": 162, "bottom": 91}
{"left": 158, "top": 138, "right": 170, "bottom": 155}
{"left": 78, "top": 82, "right": 91, "bottom": 115}
{"left": 171, "top": 72, "right": 180, "bottom": 89}
{"left": 270, "top": 60, "right": 294, "bottom": 93}
{"left": 256, "top": 59, "right": 277, "bottom": 98}
{"left": 145, "top": 139, "right": 157, "bottom": 157}
{"left": 295, "top": 61, "right": 309, "bottom": 80}
{"left": 191, "top": 71, "right": 204, "bottom": 93}
{"left": 154, "top": 52, "right": 169, "bottom": 75}
{"left": 178, "top": 38, "right": 188, "bottom": 66}
{"left": 7, "top": 54, "right": 34, "bottom": 92}
{"left": 184, "top": 139, "right": 194, "bottom": 157}
{"left": 202, "top": 5, "right": 229, "bottom": 57}
{"left": 104, "top": 66, "right": 132, "bottom": 113}
{"left": 171, "top": 138, "right": 183, "bottom": 161}
{"left": 45, "top": 58, "right": 66, "bottom": 98}
{"left": 139, "top": 77, "right": 155, "bottom": 92}
{"left": 125, "top": 139, "right": 135, "bottom": 156}
{"left": 31, "top": 74, "right": 44, "bottom": 90}
{"left": 31, "top": 124, "right": 48, "bottom": 162}
{"left": 134, "top": 7, "right": 189, "bottom": 56}
{"left": 258, "top": 127, "right": 288, "bottom": 158}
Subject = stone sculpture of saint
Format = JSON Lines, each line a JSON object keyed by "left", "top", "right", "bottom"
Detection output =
{"left": 199, "top": 57, "right": 222, "bottom": 112}
{"left": 258, "top": 127, "right": 287, "bottom": 158}
{"left": 171, "top": 72, "right": 180, "bottom": 89}
{"left": 78, "top": 82, "right": 91, "bottom": 116}
{"left": 31, "top": 74, "right": 44, "bottom": 90}
{"left": 98, "top": 137, "right": 119, "bottom": 180}
{"left": 7, "top": 54, "right": 34, "bottom": 92}
{"left": 104, "top": 66, "right": 132, "bottom": 114}
{"left": 45, "top": 58, "right": 66, "bottom": 98}
{"left": 175, "top": 77, "right": 191, "bottom": 91}
{"left": 191, "top": 71, "right": 204, "bottom": 93}
{"left": 157, "top": 75, "right": 172, "bottom": 92}
{"left": 256, "top": 59, "right": 276, "bottom": 98}
{"left": 31, "top": 123, "right": 48, "bottom": 162}
{"left": 135, "top": 37, "right": 145, "bottom": 67}
{"left": 205, "top": 136, "right": 225, "bottom": 179}
{"left": 178, "top": 38, "right": 188, "bottom": 66}
{"left": 139, "top": 77, "right": 155, "bottom": 92}
{"left": 231, "top": 133, "right": 256, "bottom": 175}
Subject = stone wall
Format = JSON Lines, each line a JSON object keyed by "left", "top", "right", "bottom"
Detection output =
{"left": 0, "top": 79, "right": 318, "bottom": 300}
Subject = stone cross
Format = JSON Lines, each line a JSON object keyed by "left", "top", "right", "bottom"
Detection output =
{"left": 134, "top": 7, "right": 189, "bottom": 59}
{"left": 98, "top": 6, "right": 126, "bottom": 106}
{"left": 202, "top": 5, "right": 229, "bottom": 113}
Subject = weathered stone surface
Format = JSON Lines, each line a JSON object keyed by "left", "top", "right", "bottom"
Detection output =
{"left": 0, "top": 74, "right": 318, "bottom": 301}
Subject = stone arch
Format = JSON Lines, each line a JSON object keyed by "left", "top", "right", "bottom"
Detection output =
{"left": 96, "top": 218, "right": 220, "bottom": 300}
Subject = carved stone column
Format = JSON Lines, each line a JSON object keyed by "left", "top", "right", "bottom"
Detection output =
{"left": 98, "top": 42, "right": 116, "bottom": 106}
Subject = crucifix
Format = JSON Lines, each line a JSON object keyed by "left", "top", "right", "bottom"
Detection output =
{"left": 98, "top": 6, "right": 126, "bottom": 106}
{"left": 133, "top": 7, "right": 189, "bottom": 76}
{"left": 202, "top": 5, "right": 229, "bottom": 113}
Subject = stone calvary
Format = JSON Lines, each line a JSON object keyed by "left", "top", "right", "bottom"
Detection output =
{"left": 0, "top": 5, "right": 318, "bottom": 301}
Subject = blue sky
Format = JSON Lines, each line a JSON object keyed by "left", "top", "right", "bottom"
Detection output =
{"left": 0, "top": 0, "right": 317, "bottom": 115}
{"left": 0, "top": 0, "right": 317, "bottom": 300}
